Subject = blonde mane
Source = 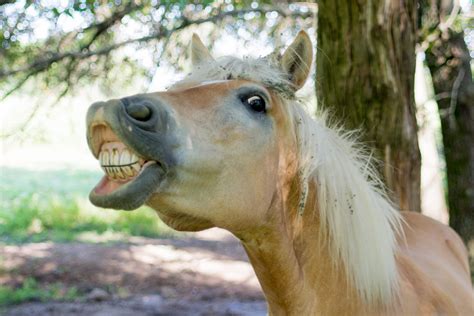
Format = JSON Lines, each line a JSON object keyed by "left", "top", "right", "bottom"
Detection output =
{"left": 177, "top": 55, "right": 403, "bottom": 306}
{"left": 293, "top": 106, "right": 403, "bottom": 305}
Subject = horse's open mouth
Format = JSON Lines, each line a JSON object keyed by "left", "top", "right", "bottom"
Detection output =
{"left": 94, "top": 141, "right": 153, "bottom": 195}
{"left": 88, "top": 124, "right": 166, "bottom": 210}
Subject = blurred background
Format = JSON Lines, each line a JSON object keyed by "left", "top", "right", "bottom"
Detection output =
{"left": 0, "top": 0, "right": 472, "bottom": 315}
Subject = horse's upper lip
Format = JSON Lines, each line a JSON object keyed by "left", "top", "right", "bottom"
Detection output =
{"left": 87, "top": 98, "right": 177, "bottom": 172}
{"left": 89, "top": 122, "right": 124, "bottom": 158}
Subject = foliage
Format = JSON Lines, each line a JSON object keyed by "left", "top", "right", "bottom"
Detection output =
{"left": 0, "top": 0, "right": 313, "bottom": 100}
{"left": 0, "top": 167, "right": 175, "bottom": 243}
{"left": 0, "top": 278, "right": 79, "bottom": 306}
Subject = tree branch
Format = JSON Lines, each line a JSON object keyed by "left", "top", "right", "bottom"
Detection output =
{"left": 1, "top": 67, "right": 44, "bottom": 100}
{"left": 0, "top": 0, "right": 15, "bottom": 6}
{"left": 0, "top": 7, "right": 311, "bottom": 80}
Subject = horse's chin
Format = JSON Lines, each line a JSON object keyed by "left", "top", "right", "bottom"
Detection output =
{"left": 89, "top": 162, "right": 165, "bottom": 210}
{"left": 147, "top": 202, "right": 215, "bottom": 232}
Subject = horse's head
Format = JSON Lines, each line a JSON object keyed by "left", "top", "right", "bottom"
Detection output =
{"left": 86, "top": 31, "right": 312, "bottom": 232}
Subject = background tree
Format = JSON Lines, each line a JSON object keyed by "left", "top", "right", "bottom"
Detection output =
{"left": 420, "top": 0, "right": 473, "bottom": 243}
{"left": 316, "top": 0, "right": 421, "bottom": 212}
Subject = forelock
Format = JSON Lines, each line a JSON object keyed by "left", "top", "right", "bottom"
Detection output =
{"left": 174, "top": 56, "right": 295, "bottom": 99}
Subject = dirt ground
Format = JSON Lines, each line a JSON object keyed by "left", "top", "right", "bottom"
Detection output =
{"left": 0, "top": 229, "right": 267, "bottom": 315}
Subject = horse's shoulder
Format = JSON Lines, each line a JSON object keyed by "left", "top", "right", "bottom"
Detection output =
{"left": 395, "top": 211, "right": 473, "bottom": 314}
{"left": 400, "top": 211, "right": 468, "bottom": 265}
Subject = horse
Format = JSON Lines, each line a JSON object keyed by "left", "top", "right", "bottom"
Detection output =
{"left": 86, "top": 31, "right": 473, "bottom": 315}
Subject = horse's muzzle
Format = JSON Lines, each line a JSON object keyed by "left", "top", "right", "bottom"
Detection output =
{"left": 85, "top": 95, "right": 177, "bottom": 210}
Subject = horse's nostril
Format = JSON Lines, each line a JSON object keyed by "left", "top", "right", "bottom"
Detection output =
{"left": 126, "top": 103, "right": 151, "bottom": 121}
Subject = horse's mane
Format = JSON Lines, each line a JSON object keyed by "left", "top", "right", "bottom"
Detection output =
{"left": 293, "top": 106, "right": 403, "bottom": 304}
{"left": 177, "top": 55, "right": 403, "bottom": 305}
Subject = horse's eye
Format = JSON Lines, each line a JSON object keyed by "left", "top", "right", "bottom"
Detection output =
{"left": 244, "top": 95, "right": 266, "bottom": 113}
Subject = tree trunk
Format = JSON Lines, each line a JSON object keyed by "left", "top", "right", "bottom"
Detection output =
{"left": 422, "top": 1, "right": 474, "bottom": 243}
{"left": 316, "top": 0, "right": 421, "bottom": 212}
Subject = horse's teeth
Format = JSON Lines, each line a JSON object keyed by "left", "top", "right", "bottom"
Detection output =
{"left": 110, "top": 167, "right": 116, "bottom": 178}
{"left": 124, "top": 166, "right": 135, "bottom": 177}
{"left": 112, "top": 149, "right": 119, "bottom": 165}
{"left": 101, "top": 151, "right": 109, "bottom": 165}
{"left": 98, "top": 143, "right": 146, "bottom": 180}
{"left": 120, "top": 150, "right": 131, "bottom": 165}
{"left": 115, "top": 166, "right": 124, "bottom": 179}
{"left": 132, "top": 163, "right": 141, "bottom": 173}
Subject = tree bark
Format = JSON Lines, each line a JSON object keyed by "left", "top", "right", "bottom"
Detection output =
{"left": 423, "top": 1, "right": 474, "bottom": 242}
{"left": 316, "top": 0, "right": 421, "bottom": 211}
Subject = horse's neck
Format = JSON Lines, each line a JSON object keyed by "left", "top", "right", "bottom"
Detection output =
{"left": 236, "top": 185, "right": 365, "bottom": 315}
{"left": 239, "top": 226, "right": 310, "bottom": 314}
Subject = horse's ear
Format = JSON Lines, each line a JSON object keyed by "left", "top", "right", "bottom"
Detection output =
{"left": 281, "top": 31, "right": 313, "bottom": 90}
{"left": 191, "top": 33, "right": 214, "bottom": 66}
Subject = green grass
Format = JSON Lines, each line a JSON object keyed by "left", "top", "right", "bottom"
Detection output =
{"left": 0, "top": 278, "right": 79, "bottom": 306}
{"left": 0, "top": 167, "right": 175, "bottom": 243}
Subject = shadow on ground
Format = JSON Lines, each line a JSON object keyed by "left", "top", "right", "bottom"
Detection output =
{"left": 0, "top": 229, "right": 266, "bottom": 316}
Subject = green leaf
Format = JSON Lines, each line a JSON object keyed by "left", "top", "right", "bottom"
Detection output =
{"left": 52, "top": 8, "right": 61, "bottom": 17}
{"left": 64, "top": 8, "right": 73, "bottom": 17}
